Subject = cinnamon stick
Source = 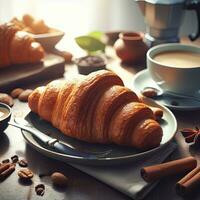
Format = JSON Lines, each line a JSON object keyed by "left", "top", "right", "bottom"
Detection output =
{"left": 185, "top": 133, "right": 196, "bottom": 143}
{"left": 176, "top": 166, "right": 200, "bottom": 196}
{"left": 141, "top": 156, "right": 197, "bottom": 182}
{"left": 0, "top": 165, "right": 15, "bottom": 180}
{"left": 0, "top": 163, "right": 10, "bottom": 174}
{"left": 181, "top": 128, "right": 198, "bottom": 137}
{"left": 0, "top": 163, "right": 15, "bottom": 181}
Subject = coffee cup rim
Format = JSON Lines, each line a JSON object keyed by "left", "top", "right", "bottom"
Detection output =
{"left": 0, "top": 103, "right": 11, "bottom": 121}
{"left": 147, "top": 43, "right": 200, "bottom": 69}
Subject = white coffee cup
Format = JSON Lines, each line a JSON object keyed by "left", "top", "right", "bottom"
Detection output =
{"left": 147, "top": 43, "right": 200, "bottom": 97}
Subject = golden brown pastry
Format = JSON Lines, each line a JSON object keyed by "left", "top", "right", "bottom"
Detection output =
{"left": 10, "top": 14, "right": 50, "bottom": 34}
{"left": 0, "top": 23, "right": 44, "bottom": 68}
{"left": 28, "top": 70, "right": 163, "bottom": 150}
{"left": 22, "top": 14, "right": 34, "bottom": 27}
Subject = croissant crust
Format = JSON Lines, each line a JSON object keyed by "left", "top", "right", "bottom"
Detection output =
{"left": 0, "top": 23, "right": 44, "bottom": 67}
{"left": 28, "top": 70, "right": 163, "bottom": 150}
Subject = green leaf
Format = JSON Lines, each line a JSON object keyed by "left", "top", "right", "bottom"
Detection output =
{"left": 88, "top": 31, "right": 105, "bottom": 41}
{"left": 75, "top": 36, "right": 105, "bottom": 52}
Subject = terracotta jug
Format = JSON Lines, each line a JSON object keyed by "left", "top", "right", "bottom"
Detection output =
{"left": 114, "top": 32, "right": 148, "bottom": 64}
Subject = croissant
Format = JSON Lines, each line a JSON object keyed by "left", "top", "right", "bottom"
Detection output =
{"left": 0, "top": 23, "right": 44, "bottom": 68}
{"left": 28, "top": 70, "right": 163, "bottom": 150}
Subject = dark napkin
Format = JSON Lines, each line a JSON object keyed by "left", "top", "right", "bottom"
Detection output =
{"left": 71, "top": 143, "right": 177, "bottom": 200}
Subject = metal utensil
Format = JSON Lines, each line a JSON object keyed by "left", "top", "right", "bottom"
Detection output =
{"left": 143, "top": 86, "right": 200, "bottom": 102}
{"left": 9, "top": 117, "right": 111, "bottom": 159}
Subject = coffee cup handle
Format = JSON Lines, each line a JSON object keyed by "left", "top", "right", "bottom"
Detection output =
{"left": 185, "top": 1, "right": 200, "bottom": 41}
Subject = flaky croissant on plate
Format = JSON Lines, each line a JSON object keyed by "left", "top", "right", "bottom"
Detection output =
{"left": 0, "top": 23, "right": 44, "bottom": 68}
{"left": 28, "top": 70, "right": 163, "bottom": 150}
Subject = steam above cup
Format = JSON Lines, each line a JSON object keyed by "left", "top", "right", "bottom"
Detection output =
{"left": 147, "top": 43, "right": 200, "bottom": 97}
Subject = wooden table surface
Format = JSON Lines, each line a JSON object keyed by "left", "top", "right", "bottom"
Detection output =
{"left": 1, "top": 38, "right": 200, "bottom": 200}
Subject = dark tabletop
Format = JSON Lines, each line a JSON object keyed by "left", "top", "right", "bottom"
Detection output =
{"left": 1, "top": 39, "right": 200, "bottom": 200}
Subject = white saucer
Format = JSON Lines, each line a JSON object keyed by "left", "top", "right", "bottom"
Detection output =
{"left": 133, "top": 69, "right": 200, "bottom": 111}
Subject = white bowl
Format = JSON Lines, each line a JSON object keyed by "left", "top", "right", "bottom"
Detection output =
{"left": 30, "top": 29, "right": 65, "bottom": 50}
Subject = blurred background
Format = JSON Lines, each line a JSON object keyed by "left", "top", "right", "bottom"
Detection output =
{"left": 0, "top": 0, "right": 196, "bottom": 36}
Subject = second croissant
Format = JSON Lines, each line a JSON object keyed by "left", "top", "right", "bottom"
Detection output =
{"left": 0, "top": 23, "right": 44, "bottom": 68}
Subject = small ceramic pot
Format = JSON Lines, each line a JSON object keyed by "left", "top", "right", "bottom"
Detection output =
{"left": 114, "top": 32, "right": 148, "bottom": 64}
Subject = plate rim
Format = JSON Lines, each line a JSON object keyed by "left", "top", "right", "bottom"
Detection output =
{"left": 133, "top": 69, "right": 200, "bottom": 111}
{"left": 21, "top": 98, "right": 177, "bottom": 165}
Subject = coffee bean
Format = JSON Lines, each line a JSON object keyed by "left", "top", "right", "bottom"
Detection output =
{"left": 0, "top": 163, "right": 15, "bottom": 180}
{"left": 35, "top": 184, "right": 45, "bottom": 196}
{"left": 51, "top": 172, "right": 68, "bottom": 187}
{"left": 0, "top": 93, "right": 14, "bottom": 107}
{"left": 18, "top": 168, "right": 34, "bottom": 180}
{"left": 18, "top": 89, "right": 33, "bottom": 102}
{"left": 2, "top": 159, "right": 10, "bottom": 164}
{"left": 36, "top": 188, "right": 45, "bottom": 196}
{"left": 18, "top": 159, "right": 28, "bottom": 167}
{"left": 11, "top": 155, "right": 19, "bottom": 163}
{"left": 10, "top": 88, "right": 24, "bottom": 98}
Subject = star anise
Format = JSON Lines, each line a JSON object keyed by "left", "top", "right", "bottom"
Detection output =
{"left": 180, "top": 127, "right": 200, "bottom": 144}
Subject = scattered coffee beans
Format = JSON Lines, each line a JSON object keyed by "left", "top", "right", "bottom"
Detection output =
{"left": 18, "top": 168, "right": 34, "bottom": 180}
{"left": 18, "top": 159, "right": 28, "bottom": 167}
{"left": 51, "top": 172, "right": 68, "bottom": 187}
{"left": 2, "top": 159, "right": 10, "bottom": 164}
{"left": 10, "top": 88, "right": 24, "bottom": 98}
{"left": 35, "top": 184, "right": 45, "bottom": 196}
{"left": 11, "top": 155, "right": 19, "bottom": 163}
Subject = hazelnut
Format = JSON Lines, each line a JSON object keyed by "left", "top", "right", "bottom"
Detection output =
{"left": 51, "top": 172, "right": 68, "bottom": 187}
{"left": 10, "top": 88, "right": 24, "bottom": 98}
{"left": 0, "top": 93, "right": 14, "bottom": 107}
{"left": 142, "top": 88, "right": 158, "bottom": 98}
{"left": 18, "top": 89, "right": 33, "bottom": 102}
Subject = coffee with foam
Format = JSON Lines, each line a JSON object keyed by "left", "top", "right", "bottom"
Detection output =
{"left": 154, "top": 51, "right": 200, "bottom": 68}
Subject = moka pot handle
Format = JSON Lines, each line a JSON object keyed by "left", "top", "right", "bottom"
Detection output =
{"left": 185, "top": 0, "right": 200, "bottom": 41}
